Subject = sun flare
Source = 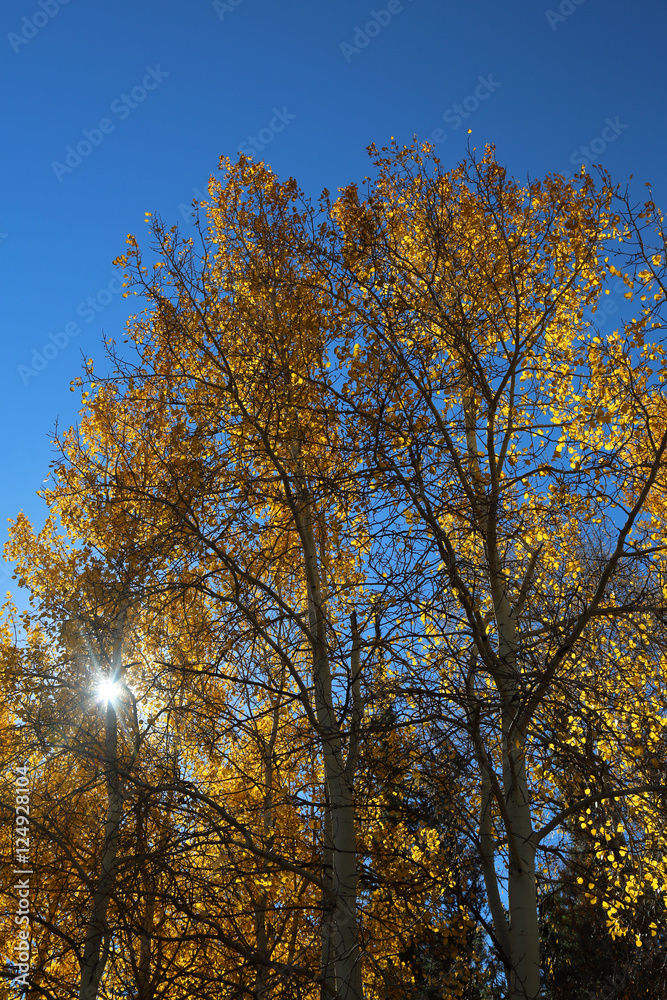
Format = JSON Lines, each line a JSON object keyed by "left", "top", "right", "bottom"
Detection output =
{"left": 96, "top": 678, "right": 121, "bottom": 704}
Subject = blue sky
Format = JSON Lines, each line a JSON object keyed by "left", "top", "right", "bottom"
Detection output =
{"left": 1, "top": 0, "right": 666, "bottom": 593}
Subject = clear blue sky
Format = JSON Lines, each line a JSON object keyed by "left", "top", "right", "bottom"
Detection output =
{"left": 1, "top": 0, "right": 665, "bottom": 593}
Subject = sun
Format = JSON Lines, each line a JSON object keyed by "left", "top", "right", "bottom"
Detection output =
{"left": 96, "top": 677, "right": 121, "bottom": 705}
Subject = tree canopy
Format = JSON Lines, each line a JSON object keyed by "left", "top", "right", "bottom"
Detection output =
{"left": 3, "top": 142, "right": 667, "bottom": 1000}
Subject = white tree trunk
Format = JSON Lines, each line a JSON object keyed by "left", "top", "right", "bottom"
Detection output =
{"left": 79, "top": 605, "right": 127, "bottom": 1000}
{"left": 504, "top": 723, "right": 541, "bottom": 1000}
{"left": 292, "top": 457, "right": 364, "bottom": 1000}
{"left": 466, "top": 388, "right": 542, "bottom": 1000}
{"left": 495, "top": 590, "right": 541, "bottom": 999}
{"left": 79, "top": 699, "right": 122, "bottom": 1000}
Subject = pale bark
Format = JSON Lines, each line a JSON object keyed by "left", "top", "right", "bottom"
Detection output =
{"left": 465, "top": 390, "right": 542, "bottom": 1000}
{"left": 135, "top": 792, "right": 172, "bottom": 1000}
{"left": 311, "top": 584, "right": 362, "bottom": 1000}
{"left": 495, "top": 600, "right": 541, "bottom": 998}
{"left": 78, "top": 697, "right": 122, "bottom": 1000}
{"left": 491, "top": 553, "right": 541, "bottom": 999}
{"left": 137, "top": 890, "right": 156, "bottom": 1000}
{"left": 478, "top": 768, "right": 510, "bottom": 972}
{"left": 253, "top": 696, "right": 280, "bottom": 1000}
{"left": 290, "top": 446, "right": 364, "bottom": 1000}
{"left": 320, "top": 780, "right": 336, "bottom": 1000}
{"left": 79, "top": 606, "right": 127, "bottom": 1000}
{"left": 503, "top": 720, "right": 540, "bottom": 1000}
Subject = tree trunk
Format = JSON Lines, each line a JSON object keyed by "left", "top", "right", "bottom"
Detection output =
{"left": 504, "top": 723, "right": 541, "bottom": 1000}
{"left": 253, "top": 699, "right": 281, "bottom": 1000}
{"left": 321, "top": 781, "right": 336, "bottom": 1000}
{"left": 312, "top": 600, "right": 363, "bottom": 1000}
{"left": 137, "top": 889, "right": 156, "bottom": 1000}
{"left": 292, "top": 454, "right": 364, "bottom": 1000}
{"left": 495, "top": 596, "right": 541, "bottom": 1000}
{"left": 79, "top": 605, "right": 127, "bottom": 1000}
{"left": 79, "top": 698, "right": 122, "bottom": 1000}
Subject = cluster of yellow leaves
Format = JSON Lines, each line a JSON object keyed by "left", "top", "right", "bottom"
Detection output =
{"left": 5, "top": 143, "right": 667, "bottom": 997}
